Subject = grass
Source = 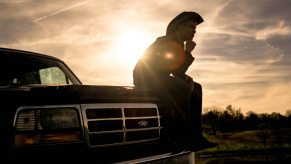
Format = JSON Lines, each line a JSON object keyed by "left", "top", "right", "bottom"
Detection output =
{"left": 195, "top": 129, "right": 291, "bottom": 163}
{"left": 198, "top": 129, "right": 291, "bottom": 153}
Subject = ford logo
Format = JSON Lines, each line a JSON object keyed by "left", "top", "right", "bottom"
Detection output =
{"left": 138, "top": 120, "right": 149, "bottom": 127}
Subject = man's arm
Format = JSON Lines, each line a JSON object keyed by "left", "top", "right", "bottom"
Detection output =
{"left": 173, "top": 40, "right": 196, "bottom": 76}
{"left": 174, "top": 51, "right": 194, "bottom": 76}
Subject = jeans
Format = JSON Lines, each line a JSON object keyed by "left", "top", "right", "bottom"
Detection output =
{"left": 139, "top": 76, "right": 203, "bottom": 141}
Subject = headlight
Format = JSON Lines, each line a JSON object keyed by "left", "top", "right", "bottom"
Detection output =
{"left": 14, "top": 107, "right": 81, "bottom": 146}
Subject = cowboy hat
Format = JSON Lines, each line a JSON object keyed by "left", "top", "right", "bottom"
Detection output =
{"left": 166, "top": 11, "right": 204, "bottom": 35}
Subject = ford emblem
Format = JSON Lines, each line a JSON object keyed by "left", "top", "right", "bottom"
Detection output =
{"left": 138, "top": 120, "right": 149, "bottom": 127}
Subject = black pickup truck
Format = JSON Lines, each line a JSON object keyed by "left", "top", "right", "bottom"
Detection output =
{"left": 0, "top": 47, "right": 194, "bottom": 163}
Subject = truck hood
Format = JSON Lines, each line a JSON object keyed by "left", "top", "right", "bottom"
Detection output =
{"left": 1, "top": 84, "right": 157, "bottom": 106}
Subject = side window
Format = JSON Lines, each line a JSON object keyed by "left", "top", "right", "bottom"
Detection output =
{"left": 40, "top": 67, "right": 72, "bottom": 85}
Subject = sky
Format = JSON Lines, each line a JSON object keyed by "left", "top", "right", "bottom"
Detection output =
{"left": 1, "top": 0, "right": 290, "bottom": 115}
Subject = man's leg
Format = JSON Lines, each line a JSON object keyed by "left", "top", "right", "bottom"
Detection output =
{"left": 152, "top": 81, "right": 189, "bottom": 144}
{"left": 186, "top": 82, "right": 218, "bottom": 150}
{"left": 189, "top": 82, "right": 203, "bottom": 136}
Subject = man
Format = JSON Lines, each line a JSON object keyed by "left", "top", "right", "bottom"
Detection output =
{"left": 133, "top": 11, "right": 217, "bottom": 151}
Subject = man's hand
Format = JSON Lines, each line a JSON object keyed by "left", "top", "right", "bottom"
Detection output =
{"left": 185, "top": 40, "right": 196, "bottom": 53}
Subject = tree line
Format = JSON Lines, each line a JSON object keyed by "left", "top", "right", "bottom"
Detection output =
{"left": 202, "top": 104, "right": 291, "bottom": 134}
{"left": 202, "top": 105, "right": 291, "bottom": 148}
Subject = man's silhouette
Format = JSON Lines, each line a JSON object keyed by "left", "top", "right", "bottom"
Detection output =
{"left": 133, "top": 11, "right": 217, "bottom": 151}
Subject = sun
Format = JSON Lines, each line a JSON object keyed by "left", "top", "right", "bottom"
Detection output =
{"left": 112, "top": 30, "right": 153, "bottom": 67}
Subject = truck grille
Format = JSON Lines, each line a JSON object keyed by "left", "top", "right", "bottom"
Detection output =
{"left": 82, "top": 103, "right": 161, "bottom": 147}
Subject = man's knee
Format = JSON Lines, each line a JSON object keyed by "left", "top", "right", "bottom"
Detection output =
{"left": 193, "top": 82, "right": 202, "bottom": 96}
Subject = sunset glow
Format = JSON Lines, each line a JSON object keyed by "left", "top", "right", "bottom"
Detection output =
{"left": 1, "top": 0, "right": 291, "bottom": 115}
{"left": 112, "top": 30, "right": 153, "bottom": 67}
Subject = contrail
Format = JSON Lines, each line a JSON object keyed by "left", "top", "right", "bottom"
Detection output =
{"left": 33, "top": 0, "right": 91, "bottom": 23}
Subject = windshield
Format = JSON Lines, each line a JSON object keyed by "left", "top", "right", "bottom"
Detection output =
{"left": 0, "top": 51, "right": 81, "bottom": 87}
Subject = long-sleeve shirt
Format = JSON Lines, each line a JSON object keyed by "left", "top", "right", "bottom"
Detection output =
{"left": 133, "top": 34, "right": 194, "bottom": 89}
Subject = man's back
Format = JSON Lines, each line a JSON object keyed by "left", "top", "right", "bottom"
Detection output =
{"left": 133, "top": 35, "right": 189, "bottom": 89}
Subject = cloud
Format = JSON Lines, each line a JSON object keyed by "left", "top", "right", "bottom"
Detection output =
{"left": 188, "top": 0, "right": 291, "bottom": 114}
{"left": 0, "top": 0, "right": 31, "bottom": 3}
{"left": 33, "top": 0, "right": 91, "bottom": 23}
{"left": 256, "top": 21, "right": 291, "bottom": 40}
{"left": 203, "top": 80, "right": 291, "bottom": 114}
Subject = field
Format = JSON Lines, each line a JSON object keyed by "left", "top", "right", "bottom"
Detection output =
{"left": 195, "top": 129, "right": 291, "bottom": 163}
